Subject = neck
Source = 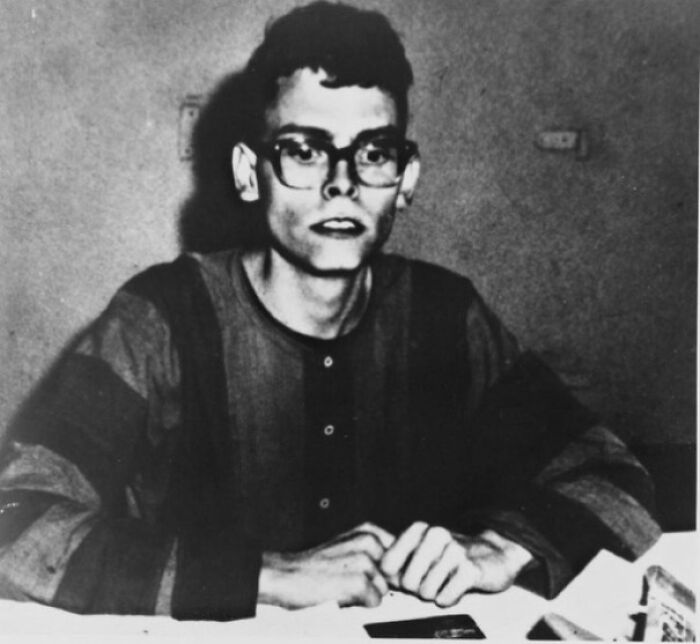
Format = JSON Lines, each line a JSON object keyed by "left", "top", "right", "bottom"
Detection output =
{"left": 242, "top": 249, "right": 372, "bottom": 339}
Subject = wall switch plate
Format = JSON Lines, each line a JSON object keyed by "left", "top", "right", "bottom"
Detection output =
{"left": 178, "top": 95, "right": 204, "bottom": 161}
{"left": 536, "top": 129, "right": 589, "bottom": 159}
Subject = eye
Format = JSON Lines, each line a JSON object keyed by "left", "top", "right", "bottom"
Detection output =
{"left": 279, "top": 139, "right": 325, "bottom": 165}
{"left": 357, "top": 140, "right": 399, "bottom": 166}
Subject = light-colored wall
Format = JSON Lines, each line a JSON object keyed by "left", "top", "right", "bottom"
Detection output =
{"left": 1, "top": 0, "right": 697, "bottom": 444}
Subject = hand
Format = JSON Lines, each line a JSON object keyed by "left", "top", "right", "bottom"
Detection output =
{"left": 258, "top": 522, "right": 396, "bottom": 609}
{"left": 380, "top": 522, "right": 533, "bottom": 607}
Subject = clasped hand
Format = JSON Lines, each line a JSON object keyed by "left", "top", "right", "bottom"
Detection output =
{"left": 258, "top": 521, "right": 533, "bottom": 610}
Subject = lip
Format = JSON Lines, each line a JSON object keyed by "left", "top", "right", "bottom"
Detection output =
{"left": 310, "top": 218, "right": 366, "bottom": 238}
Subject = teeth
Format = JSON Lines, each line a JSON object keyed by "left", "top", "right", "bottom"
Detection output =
{"left": 319, "top": 219, "right": 358, "bottom": 230}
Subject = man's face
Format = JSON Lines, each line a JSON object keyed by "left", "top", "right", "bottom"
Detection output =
{"left": 254, "top": 67, "right": 410, "bottom": 275}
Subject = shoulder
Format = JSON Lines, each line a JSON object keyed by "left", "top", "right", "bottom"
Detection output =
{"left": 373, "top": 253, "right": 516, "bottom": 348}
{"left": 119, "top": 252, "right": 234, "bottom": 321}
{"left": 87, "top": 253, "right": 209, "bottom": 356}
{"left": 121, "top": 254, "right": 201, "bottom": 301}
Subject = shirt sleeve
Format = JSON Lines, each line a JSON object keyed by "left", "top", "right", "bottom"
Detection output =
{"left": 457, "top": 290, "right": 662, "bottom": 598}
{"left": 0, "top": 288, "right": 261, "bottom": 618}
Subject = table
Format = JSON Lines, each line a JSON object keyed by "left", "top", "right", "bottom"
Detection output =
{"left": 0, "top": 532, "right": 695, "bottom": 641}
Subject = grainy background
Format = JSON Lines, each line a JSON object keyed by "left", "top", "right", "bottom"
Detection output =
{"left": 0, "top": 0, "right": 697, "bottom": 449}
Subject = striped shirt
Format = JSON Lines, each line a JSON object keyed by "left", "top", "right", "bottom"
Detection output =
{"left": 0, "top": 250, "right": 661, "bottom": 619}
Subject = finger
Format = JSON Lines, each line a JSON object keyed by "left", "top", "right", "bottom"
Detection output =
{"left": 418, "top": 541, "right": 464, "bottom": 600}
{"left": 347, "top": 551, "right": 379, "bottom": 577}
{"left": 401, "top": 526, "right": 452, "bottom": 592}
{"left": 352, "top": 533, "right": 386, "bottom": 563}
{"left": 356, "top": 522, "right": 396, "bottom": 550}
{"left": 323, "top": 532, "right": 383, "bottom": 562}
{"left": 386, "top": 571, "right": 402, "bottom": 589}
{"left": 380, "top": 521, "right": 429, "bottom": 577}
{"left": 368, "top": 568, "right": 390, "bottom": 597}
{"left": 354, "top": 554, "right": 390, "bottom": 596}
{"left": 342, "top": 573, "right": 383, "bottom": 608}
{"left": 361, "top": 579, "right": 383, "bottom": 608}
{"left": 435, "top": 559, "right": 479, "bottom": 607}
{"left": 332, "top": 524, "right": 394, "bottom": 559}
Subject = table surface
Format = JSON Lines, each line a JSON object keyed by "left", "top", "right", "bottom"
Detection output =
{"left": 0, "top": 531, "right": 696, "bottom": 642}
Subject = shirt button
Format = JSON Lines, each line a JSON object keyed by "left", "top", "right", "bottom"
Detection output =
{"left": 323, "top": 356, "right": 334, "bottom": 368}
{"left": 319, "top": 497, "right": 330, "bottom": 510}
{"left": 323, "top": 424, "right": 335, "bottom": 436}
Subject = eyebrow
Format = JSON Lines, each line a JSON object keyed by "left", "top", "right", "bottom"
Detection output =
{"left": 271, "top": 124, "right": 402, "bottom": 142}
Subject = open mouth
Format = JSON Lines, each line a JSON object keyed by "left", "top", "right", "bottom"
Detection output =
{"left": 310, "top": 218, "right": 366, "bottom": 237}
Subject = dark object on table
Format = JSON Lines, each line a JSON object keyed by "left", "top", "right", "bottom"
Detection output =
{"left": 364, "top": 614, "right": 485, "bottom": 639}
{"left": 527, "top": 613, "right": 602, "bottom": 640}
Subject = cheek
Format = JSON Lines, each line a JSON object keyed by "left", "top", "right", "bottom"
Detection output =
{"left": 364, "top": 190, "right": 399, "bottom": 233}
{"left": 376, "top": 208, "right": 396, "bottom": 243}
{"left": 266, "top": 199, "right": 314, "bottom": 242}
{"left": 261, "top": 182, "right": 315, "bottom": 236}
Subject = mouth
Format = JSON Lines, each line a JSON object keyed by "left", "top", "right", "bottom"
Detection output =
{"left": 310, "top": 218, "right": 366, "bottom": 238}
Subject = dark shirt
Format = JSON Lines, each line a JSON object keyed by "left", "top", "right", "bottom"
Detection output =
{"left": 0, "top": 250, "right": 661, "bottom": 620}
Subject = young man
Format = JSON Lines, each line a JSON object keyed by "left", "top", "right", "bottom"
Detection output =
{"left": 0, "top": 1, "right": 660, "bottom": 621}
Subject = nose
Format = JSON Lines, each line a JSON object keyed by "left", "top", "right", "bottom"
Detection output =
{"left": 322, "top": 159, "right": 359, "bottom": 200}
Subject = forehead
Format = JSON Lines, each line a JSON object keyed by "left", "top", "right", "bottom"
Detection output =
{"left": 264, "top": 68, "right": 398, "bottom": 144}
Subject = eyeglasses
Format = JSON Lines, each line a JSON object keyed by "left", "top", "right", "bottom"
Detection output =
{"left": 255, "top": 134, "right": 418, "bottom": 189}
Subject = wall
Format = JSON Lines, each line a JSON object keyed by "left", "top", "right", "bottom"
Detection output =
{"left": 1, "top": 0, "right": 697, "bottom": 446}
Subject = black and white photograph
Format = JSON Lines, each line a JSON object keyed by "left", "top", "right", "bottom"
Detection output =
{"left": 0, "top": 1, "right": 697, "bottom": 640}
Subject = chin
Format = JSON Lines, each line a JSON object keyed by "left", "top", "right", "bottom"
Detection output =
{"left": 307, "top": 245, "right": 380, "bottom": 276}
{"left": 304, "top": 258, "right": 367, "bottom": 278}
{"left": 275, "top": 238, "right": 379, "bottom": 277}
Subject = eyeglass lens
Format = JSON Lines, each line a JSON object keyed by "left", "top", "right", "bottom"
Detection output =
{"left": 276, "top": 138, "right": 405, "bottom": 189}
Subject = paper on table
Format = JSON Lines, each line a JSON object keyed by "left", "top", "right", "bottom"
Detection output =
{"left": 550, "top": 533, "right": 699, "bottom": 641}
{"left": 249, "top": 584, "right": 548, "bottom": 640}
{"left": 550, "top": 549, "right": 643, "bottom": 639}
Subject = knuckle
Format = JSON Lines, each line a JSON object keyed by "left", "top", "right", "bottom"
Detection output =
{"left": 436, "top": 581, "right": 465, "bottom": 607}
{"left": 401, "top": 571, "right": 419, "bottom": 593}
{"left": 380, "top": 553, "right": 399, "bottom": 576}
{"left": 436, "top": 593, "right": 458, "bottom": 608}
{"left": 446, "top": 541, "right": 465, "bottom": 562}
{"left": 358, "top": 533, "right": 377, "bottom": 551}
{"left": 453, "top": 560, "right": 471, "bottom": 580}
{"left": 462, "top": 558, "right": 480, "bottom": 581}
{"left": 356, "top": 552, "right": 374, "bottom": 572}
{"left": 418, "top": 581, "right": 436, "bottom": 601}
{"left": 375, "top": 577, "right": 389, "bottom": 596}
{"left": 402, "top": 521, "right": 428, "bottom": 540}
{"left": 427, "top": 526, "right": 451, "bottom": 544}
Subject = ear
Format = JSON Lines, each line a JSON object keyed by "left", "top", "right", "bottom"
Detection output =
{"left": 395, "top": 154, "right": 420, "bottom": 212}
{"left": 231, "top": 142, "right": 260, "bottom": 202}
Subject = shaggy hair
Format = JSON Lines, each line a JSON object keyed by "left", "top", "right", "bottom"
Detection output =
{"left": 246, "top": 1, "right": 413, "bottom": 136}
{"left": 180, "top": 2, "right": 413, "bottom": 252}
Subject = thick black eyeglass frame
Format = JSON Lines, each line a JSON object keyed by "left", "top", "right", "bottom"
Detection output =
{"left": 255, "top": 135, "right": 419, "bottom": 189}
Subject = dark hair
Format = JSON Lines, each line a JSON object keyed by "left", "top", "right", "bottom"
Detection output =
{"left": 179, "top": 1, "right": 413, "bottom": 252}
{"left": 246, "top": 1, "right": 413, "bottom": 137}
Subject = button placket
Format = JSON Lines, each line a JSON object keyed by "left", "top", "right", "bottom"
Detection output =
{"left": 303, "top": 345, "right": 356, "bottom": 540}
